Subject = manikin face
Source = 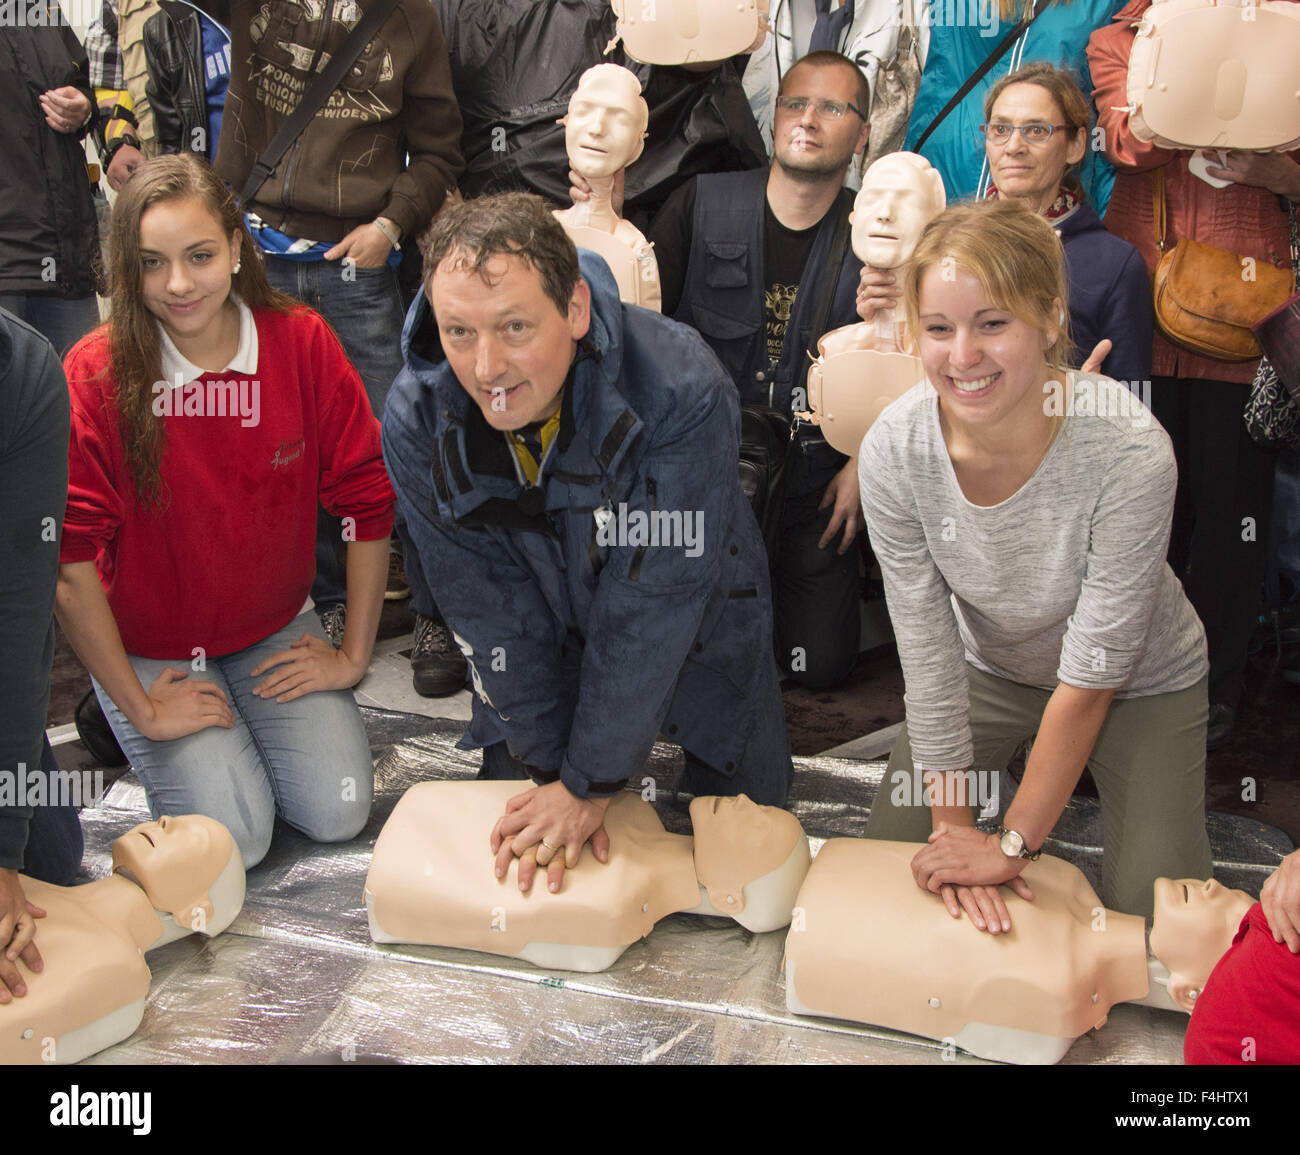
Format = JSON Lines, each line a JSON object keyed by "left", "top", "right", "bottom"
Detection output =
{"left": 916, "top": 265, "right": 1059, "bottom": 432}
{"left": 430, "top": 252, "right": 592, "bottom": 431}
{"left": 690, "top": 794, "right": 799, "bottom": 870}
{"left": 772, "top": 61, "right": 871, "bottom": 181}
{"left": 1149, "top": 877, "right": 1253, "bottom": 1007}
{"left": 851, "top": 156, "right": 944, "bottom": 270}
{"left": 564, "top": 65, "right": 647, "bottom": 179}
{"left": 985, "top": 84, "right": 1086, "bottom": 216}
{"left": 112, "top": 814, "right": 234, "bottom": 930}
{"left": 138, "top": 196, "right": 241, "bottom": 357}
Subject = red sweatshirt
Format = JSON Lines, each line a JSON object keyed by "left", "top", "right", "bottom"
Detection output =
{"left": 61, "top": 306, "right": 395, "bottom": 659}
{"left": 1184, "top": 902, "right": 1300, "bottom": 1065}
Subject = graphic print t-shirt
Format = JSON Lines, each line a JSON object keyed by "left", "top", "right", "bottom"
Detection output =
{"left": 761, "top": 200, "right": 818, "bottom": 367}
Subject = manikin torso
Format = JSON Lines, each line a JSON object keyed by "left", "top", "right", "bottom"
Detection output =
{"left": 1126, "top": 0, "right": 1300, "bottom": 153}
{"left": 800, "top": 152, "right": 945, "bottom": 457}
{"left": 610, "top": 0, "right": 769, "bottom": 66}
{"left": 784, "top": 838, "right": 1253, "bottom": 1064}
{"left": 553, "top": 63, "right": 662, "bottom": 312}
{"left": 0, "top": 815, "right": 245, "bottom": 1065}
{"left": 364, "top": 782, "right": 811, "bottom": 972}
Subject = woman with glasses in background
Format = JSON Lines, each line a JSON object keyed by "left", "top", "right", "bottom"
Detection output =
{"left": 980, "top": 62, "right": 1153, "bottom": 385}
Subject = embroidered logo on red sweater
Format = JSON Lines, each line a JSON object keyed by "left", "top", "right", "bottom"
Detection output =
{"left": 271, "top": 436, "right": 305, "bottom": 470}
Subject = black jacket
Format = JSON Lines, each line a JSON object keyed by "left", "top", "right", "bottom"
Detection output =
{"left": 0, "top": 309, "right": 70, "bottom": 869}
{"left": 0, "top": 23, "right": 100, "bottom": 298}
{"left": 434, "top": 0, "right": 766, "bottom": 229}
{"left": 143, "top": 0, "right": 208, "bottom": 156}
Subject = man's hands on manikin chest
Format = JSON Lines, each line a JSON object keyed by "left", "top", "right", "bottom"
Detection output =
{"left": 491, "top": 781, "right": 613, "bottom": 895}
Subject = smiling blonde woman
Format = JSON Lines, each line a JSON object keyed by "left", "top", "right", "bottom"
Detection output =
{"left": 858, "top": 198, "right": 1210, "bottom": 933}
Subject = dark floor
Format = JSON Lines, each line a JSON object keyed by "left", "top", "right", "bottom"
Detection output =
{"left": 47, "top": 598, "right": 1300, "bottom": 845}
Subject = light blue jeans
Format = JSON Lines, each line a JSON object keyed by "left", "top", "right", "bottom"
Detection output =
{"left": 93, "top": 610, "right": 374, "bottom": 867}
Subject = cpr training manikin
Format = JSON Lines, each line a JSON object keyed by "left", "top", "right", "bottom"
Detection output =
{"left": 554, "top": 64, "right": 663, "bottom": 311}
{"left": 363, "top": 780, "right": 1261, "bottom": 1064}
{"left": 784, "top": 839, "right": 1254, "bottom": 1064}
{"left": 609, "top": 0, "right": 769, "bottom": 66}
{"left": 365, "top": 782, "right": 810, "bottom": 972}
{"left": 0, "top": 815, "right": 244, "bottom": 1065}
{"left": 9, "top": 794, "right": 1266, "bottom": 1065}
{"left": 798, "top": 152, "right": 946, "bottom": 456}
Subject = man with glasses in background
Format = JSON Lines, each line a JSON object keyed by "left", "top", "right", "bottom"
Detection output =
{"left": 648, "top": 51, "right": 870, "bottom": 692}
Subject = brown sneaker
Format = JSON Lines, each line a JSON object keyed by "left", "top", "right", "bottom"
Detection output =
{"left": 385, "top": 546, "right": 410, "bottom": 601}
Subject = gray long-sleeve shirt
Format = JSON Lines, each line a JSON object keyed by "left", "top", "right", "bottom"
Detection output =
{"left": 859, "top": 372, "right": 1207, "bottom": 774}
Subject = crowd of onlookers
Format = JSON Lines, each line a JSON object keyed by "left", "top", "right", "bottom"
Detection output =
{"left": 1, "top": 0, "right": 1297, "bottom": 1057}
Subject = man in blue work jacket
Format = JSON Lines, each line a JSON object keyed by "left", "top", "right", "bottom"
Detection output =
{"left": 382, "top": 193, "right": 794, "bottom": 894}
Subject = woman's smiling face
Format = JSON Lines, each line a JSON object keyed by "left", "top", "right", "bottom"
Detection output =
{"left": 916, "top": 263, "right": 1060, "bottom": 430}
{"left": 138, "top": 195, "right": 241, "bottom": 354}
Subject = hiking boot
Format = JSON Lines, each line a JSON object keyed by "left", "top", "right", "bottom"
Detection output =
{"left": 411, "top": 612, "right": 468, "bottom": 698}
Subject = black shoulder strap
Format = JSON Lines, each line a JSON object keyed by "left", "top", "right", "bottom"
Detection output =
{"left": 913, "top": 0, "right": 1048, "bottom": 153}
{"left": 238, "top": 0, "right": 402, "bottom": 208}
{"left": 809, "top": 187, "right": 855, "bottom": 348}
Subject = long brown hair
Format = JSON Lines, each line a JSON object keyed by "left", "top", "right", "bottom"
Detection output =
{"left": 102, "top": 154, "right": 296, "bottom": 510}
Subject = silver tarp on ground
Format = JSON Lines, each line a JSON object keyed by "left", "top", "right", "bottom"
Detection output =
{"left": 76, "top": 709, "right": 1291, "bottom": 1065}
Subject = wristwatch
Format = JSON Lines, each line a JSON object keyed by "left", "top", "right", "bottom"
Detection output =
{"left": 997, "top": 825, "right": 1042, "bottom": 861}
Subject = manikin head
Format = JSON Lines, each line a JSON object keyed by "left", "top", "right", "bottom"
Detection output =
{"left": 563, "top": 64, "right": 649, "bottom": 179}
{"left": 689, "top": 794, "right": 807, "bottom": 927}
{"left": 851, "top": 152, "right": 946, "bottom": 270}
{"left": 111, "top": 814, "right": 242, "bottom": 936}
{"left": 1149, "top": 877, "right": 1253, "bottom": 1011}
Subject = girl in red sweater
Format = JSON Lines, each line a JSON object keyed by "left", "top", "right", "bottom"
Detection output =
{"left": 56, "top": 155, "right": 395, "bottom": 867}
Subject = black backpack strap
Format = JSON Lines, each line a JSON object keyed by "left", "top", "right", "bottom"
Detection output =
{"left": 238, "top": 0, "right": 402, "bottom": 208}
{"left": 913, "top": 0, "right": 1048, "bottom": 153}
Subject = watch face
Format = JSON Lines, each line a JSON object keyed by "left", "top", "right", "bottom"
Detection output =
{"left": 1000, "top": 830, "right": 1024, "bottom": 858}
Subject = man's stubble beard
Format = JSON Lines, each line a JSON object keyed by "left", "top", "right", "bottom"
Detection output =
{"left": 774, "top": 152, "right": 854, "bottom": 184}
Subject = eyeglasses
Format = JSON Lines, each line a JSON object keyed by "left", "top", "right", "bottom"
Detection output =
{"left": 980, "top": 122, "right": 1070, "bottom": 144}
{"left": 775, "top": 96, "right": 866, "bottom": 122}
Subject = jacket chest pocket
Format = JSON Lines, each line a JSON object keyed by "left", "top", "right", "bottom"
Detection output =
{"left": 704, "top": 241, "right": 751, "bottom": 290}
{"left": 250, "top": 3, "right": 305, "bottom": 69}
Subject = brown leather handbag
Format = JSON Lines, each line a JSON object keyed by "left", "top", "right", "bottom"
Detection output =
{"left": 1150, "top": 168, "right": 1294, "bottom": 362}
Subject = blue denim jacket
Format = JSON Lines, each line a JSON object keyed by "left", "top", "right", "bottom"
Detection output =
{"left": 381, "top": 252, "right": 788, "bottom": 798}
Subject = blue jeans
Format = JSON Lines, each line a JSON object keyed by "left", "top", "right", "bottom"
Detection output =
{"left": 0, "top": 294, "right": 100, "bottom": 360}
{"left": 21, "top": 738, "right": 85, "bottom": 885}
{"left": 260, "top": 255, "right": 434, "bottom": 614}
{"left": 92, "top": 610, "right": 374, "bottom": 868}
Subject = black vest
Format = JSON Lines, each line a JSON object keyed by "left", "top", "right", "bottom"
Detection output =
{"left": 675, "top": 169, "right": 861, "bottom": 496}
